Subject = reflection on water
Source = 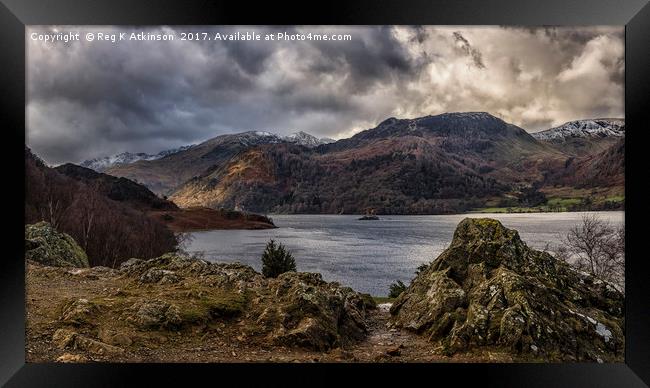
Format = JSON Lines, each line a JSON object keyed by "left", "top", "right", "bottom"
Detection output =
{"left": 186, "top": 211, "right": 624, "bottom": 296}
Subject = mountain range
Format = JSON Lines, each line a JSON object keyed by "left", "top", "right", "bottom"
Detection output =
{"left": 81, "top": 131, "right": 334, "bottom": 172}
{"left": 80, "top": 145, "right": 194, "bottom": 172}
{"left": 75, "top": 112, "right": 624, "bottom": 214}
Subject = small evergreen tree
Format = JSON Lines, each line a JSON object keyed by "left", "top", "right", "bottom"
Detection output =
{"left": 388, "top": 280, "right": 407, "bottom": 298}
{"left": 261, "top": 239, "right": 296, "bottom": 278}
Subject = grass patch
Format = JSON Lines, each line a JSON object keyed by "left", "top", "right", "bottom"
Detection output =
{"left": 546, "top": 197, "right": 582, "bottom": 207}
{"left": 470, "top": 193, "right": 625, "bottom": 214}
{"left": 177, "top": 291, "right": 248, "bottom": 322}
{"left": 372, "top": 296, "right": 396, "bottom": 304}
{"left": 201, "top": 291, "right": 248, "bottom": 318}
{"left": 604, "top": 195, "right": 625, "bottom": 203}
{"left": 468, "top": 207, "right": 546, "bottom": 214}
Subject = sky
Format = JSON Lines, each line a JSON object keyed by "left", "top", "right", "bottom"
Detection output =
{"left": 26, "top": 26, "right": 624, "bottom": 165}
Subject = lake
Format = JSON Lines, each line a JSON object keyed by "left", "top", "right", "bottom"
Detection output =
{"left": 185, "top": 211, "right": 624, "bottom": 296}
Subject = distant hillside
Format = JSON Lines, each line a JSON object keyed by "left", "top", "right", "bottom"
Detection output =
{"left": 532, "top": 119, "right": 624, "bottom": 156}
{"left": 25, "top": 147, "right": 178, "bottom": 268}
{"left": 170, "top": 112, "right": 567, "bottom": 214}
{"left": 93, "top": 112, "right": 624, "bottom": 215}
{"left": 55, "top": 163, "right": 178, "bottom": 211}
{"left": 545, "top": 138, "right": 625, "bottom": 189}
{"left": 105, "top": 131, "right": 332, "bottom": 195}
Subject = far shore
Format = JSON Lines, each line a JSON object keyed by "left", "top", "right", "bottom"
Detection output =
{"left": 260, "top": 209, "right": 624, "bottom": 217}
{"left": 165, "top": 208, "right": 624, "bottom": 234}
{"left": 148, "top": 207, "right": 277, "bottom": 232}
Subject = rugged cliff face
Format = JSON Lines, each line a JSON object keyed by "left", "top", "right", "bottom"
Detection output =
{"left": 389, "top": 218, "right": 624, "bottom": 362}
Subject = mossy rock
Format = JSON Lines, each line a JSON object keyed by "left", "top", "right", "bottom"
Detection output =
{"left": 390, "top": 218, "right": 625, "bottom": 362}
{"left": 359, "top": 293, "right": 377, "bottom": 310}
{"left": 25, "top": 222, "right": 89, "bottom": 268}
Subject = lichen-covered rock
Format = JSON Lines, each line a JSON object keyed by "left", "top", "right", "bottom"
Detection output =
{"left": 52, "top": 328, "right": 124, "bottom": 355}
{"left": 116, "top": 253, "right": 371, "bottom": 350}
{"left": 29, "top": 252, "right": 371, "bottom": 356}
{"left": 130, "top": 299, "right": 183, "bottom": 330}
{"left": 25, "top": 222, "right": 89, "bottom": 268}
{"left": 264, "top": 272, "right": 369, "bottom": 350}
{"left": 59, "top": 298, "right": 100, "bottom": 326}
{"left": 139, "top": 268, "right": 180, "bottom": 284}
{"left": 390, "top": 218, "right": 624, "bottom": 362}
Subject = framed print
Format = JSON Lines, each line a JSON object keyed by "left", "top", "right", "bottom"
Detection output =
{"left": 1, "top": 0, "right": 649, "bottom": 386}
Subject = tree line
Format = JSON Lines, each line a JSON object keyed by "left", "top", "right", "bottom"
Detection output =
{"left": 25, "top": 148, "right": 178, "bottom": 268}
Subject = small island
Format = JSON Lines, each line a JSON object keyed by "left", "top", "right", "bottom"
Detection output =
{"left": 358, "top": 208, "right": 380, "bottom": 221}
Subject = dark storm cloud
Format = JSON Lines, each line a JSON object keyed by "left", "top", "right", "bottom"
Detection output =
{"left": 27, "top": 26, "right": 624, "bottom": 165}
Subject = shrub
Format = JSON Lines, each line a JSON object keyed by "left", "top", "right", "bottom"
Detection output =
{"left": 388, "top": 280, "right": 407, "bottom": 298}
{"left": 415, "top": 263, "right": 430, "bottom": 275}
{"left": 558, "top": 214, "right": 625, "bottom": 292}
{"left": 261, "top": 239, "right": 296, "bottom": 278}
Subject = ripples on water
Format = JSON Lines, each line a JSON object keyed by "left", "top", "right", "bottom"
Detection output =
{"left": 186, "top": 211, "right": 624, "bottom": 296}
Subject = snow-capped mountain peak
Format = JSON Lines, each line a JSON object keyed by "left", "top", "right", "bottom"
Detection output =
{"left": 80, "top": 130, "right": 336, "bottom": 172}
{"left": 532, "top": 119, "right": 625, "bottom": 142}
{"left": 283, "top": 131, "right": 335, "bottom": 147}
{"left": 80, "top": 145, "right": 193, "bottom": 172}
{"left": 234, "top": 130, "right": 335, "bottom": 148}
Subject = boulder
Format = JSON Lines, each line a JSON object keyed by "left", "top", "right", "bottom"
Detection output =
{"left": 130, "top": 299, "right": 183, "bottom": 330}
{"left": 59, "top": 298, "right": 100, "bottom": 326}
{"left": 265, "top": 272, "right": 369, "bottom": 350}
{"left": 25, "top": 222, "right": 89, "bottom": 268}
{"left": 390, "top": 218, "right": 624, "bottom": 362}
{"left": 52, "top": 328, "right": 124, "bottom": 355}
{"left": 56, "top": 353, "right": 87, "bottom": 363}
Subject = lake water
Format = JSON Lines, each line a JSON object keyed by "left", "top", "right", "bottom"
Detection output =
{"left": 185, "top": 211, "right": 624, "bottom": 296}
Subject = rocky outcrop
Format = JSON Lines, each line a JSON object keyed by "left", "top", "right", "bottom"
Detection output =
{"left": 118, "top": 254, "right": 373, "bottom": 350}
{"left": 28, "top": 253, "right": 372, "bottom": 360}
{"left": 262, "top": 272, "right": 369, "bottom": 350}
{"left": 389, "top": 218, "right": 624, "bottom": 362}
{"left": 25, "top": 222, "right": 89, "bottom": 268}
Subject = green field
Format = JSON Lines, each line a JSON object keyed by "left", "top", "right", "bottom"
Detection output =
{"left": 470, "top": 195, "right": 624, "bottom": 214}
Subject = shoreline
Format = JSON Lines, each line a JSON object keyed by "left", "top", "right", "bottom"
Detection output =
{"left": 148, "top": 207, "right": 277, "bottom": 232}
{"left": 261, "top": 209, "right": 624, "bottom": 217}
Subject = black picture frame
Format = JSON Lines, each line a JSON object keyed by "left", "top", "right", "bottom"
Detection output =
{"left": 2, "top": 0, "right": 649, "bottom": 386}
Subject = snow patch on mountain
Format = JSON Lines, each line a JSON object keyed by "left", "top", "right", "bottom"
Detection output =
{"left": 284, "top": 131, "right": 335, "bottom": 147}
{"left": 235, "top": 130, "right": 334, "bottom": 148}
{"left": 81, "top": 131, "right": 335, "bottom": 172}
{"left": 80, "top": 145, "right": 194, "bottom": 172}
{"left": 532, "top": 119, "right": 625, "bottom": 143}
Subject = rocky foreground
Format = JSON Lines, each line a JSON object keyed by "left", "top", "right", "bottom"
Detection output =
{"left": 25, "top": 219, "right": 624, "bottom": 363}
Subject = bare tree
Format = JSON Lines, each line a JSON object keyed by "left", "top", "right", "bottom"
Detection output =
{"left": 557, "top": 214, "right": 625, "bottom": 292}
